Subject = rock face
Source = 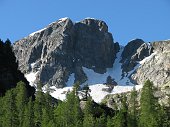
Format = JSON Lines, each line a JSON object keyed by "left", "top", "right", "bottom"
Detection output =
{"left": 13, "top": 18, "right": 117, "bottom": 87}
{"left": 131, "top": 40, "right": 170, "bottom": 87}
{"left": 13, "top": 17, "right": 170, "bottom": 89}
{"left": 121, "top": 39, "right": 153, "bottom": 73}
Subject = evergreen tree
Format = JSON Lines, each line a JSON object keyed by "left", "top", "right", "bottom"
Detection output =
{"left": 54, "top": 83, "right": 82, "bottom": 127}
{"left": 128, "top": 87, "right": 138, "bottom": 127}
{"left": 81, "top": 84, "right": 91, "bottom": 101}
{"left": 107, "top": 116, "right": 114, "bottom": 127}
{"left": 83, "top": 97, "right": 96, "bottom": 127}
{"left": 157, "top": 105, "right": 170, "bottom": 127}
{"left": 15, "top": 81, "right": 28, "bottom": 127}
{"left": 42, "top": 84, "right": 54, "bottom": 127}
{"left": 83, "top": 114, "right": 96, "bottom": 127}
{"left": 23, "top": 97, "right": 34, "bottom": 127}
{"left": 4, "top": 39, "right": 18, "bottom": 69}
{"left": 0, "top": 39, "right": 4, "bottom": 56}
{"left": 2, "top": 89, "right": 18, "bottom": 127}
{"left": 95, "top": 114, "right": 106, "bottom": 127}
{"left": 34, "top": 82, "right": 44, "bottom": 127}
{"left": 54, "top": 101, "right": 67, "bottom": 127}
{"left": 113, "top": 95, "right": 128, "bottom": 127}
{"left": 139, "top": 80, "right": 159, "bottom": 127}
{"left": 0, "top": 96, "right": 3, "bottom": 127}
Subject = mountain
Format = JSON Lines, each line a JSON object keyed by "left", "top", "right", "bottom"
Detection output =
{"left": 13, "top": 18, "right": 170, "bottom": 102}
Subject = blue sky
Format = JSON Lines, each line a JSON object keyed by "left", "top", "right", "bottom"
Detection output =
{"left": 0, "top": 0, "right": 170, "bottom": 45}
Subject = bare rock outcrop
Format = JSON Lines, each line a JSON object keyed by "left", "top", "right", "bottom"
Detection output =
{"left": 13, "top": 18, "right": 118, "bottom": 87}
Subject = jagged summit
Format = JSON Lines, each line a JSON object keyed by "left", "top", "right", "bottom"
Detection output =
{"left": 28, "top": 17, "right": 72, "bottom": 37}
{"left": 13, "top": 17, "right": 170, "bottom": 102}
{"left": 13, "top": 17, "right": 117, "bottom": 88}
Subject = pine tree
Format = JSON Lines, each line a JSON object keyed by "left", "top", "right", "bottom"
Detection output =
{"left": 15, "top": 81, "right": 28, "bottom": 127}
{"left": 34, "top": 82, "right": 44, "bottom": 127}
{"left": 81, "top": 84, "right": 91, "bottom": 101}
{"left": 65, "top": 84, "right": 82, "bottom": 127}
{"left": 54, "top": 83, "right": 82, "bottom": 127}
{"left": 42, "top": 85, "right": 54, "bottom": 127}
{"left": 23, "top": 97, "right": 34, "bottom": 127}
{"left": 83, "top": 97, "right": 96, "bottom": 127}
{"left": 4, "top": 39, "right": 18, "bottom": 69}
{"left": 2, "top": 89, "right": 18, "bottom": 127}
{"left": 83, "top": 114, "right": 96, "bottom": 127}
{"left": 113, "top": 95, "right": 128, "bottom": 127}
{"left": 54, "top": 101, "right": 67, "bottom": 127}
{"left": 95, "top": 114, "right": 106, "bottom": 127}
{"left": 107, "top": 116, "right": 113, "bottom": 127}
{"left": 128, "top": 87, "right": 138, "bottom": 127}
{"left": 157, "top": 105, "right": 170, "bottom": 127}
{"left": 139, "top": 80, "right": 159, "bottom": 127}
{"left": 0, "top": 96, "right": 3, "bottom": 127}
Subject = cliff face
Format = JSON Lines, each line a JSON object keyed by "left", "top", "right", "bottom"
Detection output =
{"left": 131, "top": 40, "right": 170, "bottom": 86}
{"left": 13, "top": 18, "right": 170, "bottom": 90}
{"left": 13, "top": 18, "right": 117, "bottom": 87}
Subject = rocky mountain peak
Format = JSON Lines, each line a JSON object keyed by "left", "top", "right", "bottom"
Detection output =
{"left": 13, "top": 18, "right": 170, "bottom": 102}
{"left": 13, "top": 18, "right": 118, "bottom": 88}
{"left": 80, "top": 18, "right": 108, "bottom": 32}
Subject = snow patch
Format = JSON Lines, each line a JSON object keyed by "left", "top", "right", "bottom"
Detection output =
{"left": 82, "top": 47, "right": 135, "bottom": 86}
{"left": 89, "top": 84, "right": 143, "bottom": 103}
{"left": 58, "top": 17, "right": 69, "bottom": 23}
{"left": 25, "top": 71, "right": 39, "bottom": 86}
{"left": 31, "top": 62, "right": 36, "bottom": 68}
{"left": 139, "top": 52, "right": 157, "bottom": 65}
{"left": 66, "top": 73, "right": 75, "bottom": 87}
{"left": 43, "top": 73, "right": 75, "bottom": 101}
{"left": 85, "top": 17, "right": 95, "bottom": 20}
{"left": 49, "top": 86, "right": 73, "bottom": 101}
{"left": 29, "top": 27, "right": 46, "bottom": 37}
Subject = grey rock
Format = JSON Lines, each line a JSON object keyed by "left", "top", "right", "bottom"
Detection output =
{"left": 13, "top": 18, "right": 117, "bottom": 87}
{"left": 131, "top": 40, "right": 170, "bottom": 87}
{"left": 74, "top": 19, "right": 116, "bottom": 73}
{"left": 121, "top": 39, "right": 153, "bottom": 74}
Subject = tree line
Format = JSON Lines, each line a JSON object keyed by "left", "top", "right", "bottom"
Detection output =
{"left": 0, "top": 80, "right": 170, "bottom": 127}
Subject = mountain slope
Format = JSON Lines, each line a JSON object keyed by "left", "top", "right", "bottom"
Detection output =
{"left": 13, "top": 18, "right": 117, "bottom": 88}
{"left": 13, "top": 18, "right": 170, "bottom": 102}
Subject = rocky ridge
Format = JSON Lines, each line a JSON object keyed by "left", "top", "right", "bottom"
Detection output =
{"left": 13, "top": 18, "right": 170, "bottom": 103}
{"left": 13, "top": 18, "right": 117, "bottom": 88}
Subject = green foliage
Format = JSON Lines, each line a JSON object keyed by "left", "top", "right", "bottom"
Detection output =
{"left": 0, "top": 80, "right": 170, "bottom": 127}
{"left": 128, "top": 87, "right": 138, "bottom": 127}
{"left": 95, "top": 114, "right": 106, "bottom": 127}
{"left": 83, "top": 114, "right": 96, "bottom": 127}
{"left": 15, "top": 81, "right": 28, "bottom": 127}
{"left": 113, "top": 95, "right": 128, "bottom": 127}
{"left": 23, "top": 97, "right": 34, "bottom": 127}
{"left": 54, "top": 83, "right": 83, "bottom": 127}
{"left": 42, "top": 88, "right": 54, "bottom": 127}
{"left": 106, "top": 116, "right": 114, "bottom": 127}
{"left": 81, "top": 84, "right": 91, "bottom": 101}
{"left": 34, "top": 82, "right": 44, "bottom": 126}
{"left": 2, "top": 89, "right": 18, "bottom": 127}
{"left": 139, "top": 80, "right": 159, "bottom": 127}
{"left": 0, "top": 97, "right": 3, "bottom": 127}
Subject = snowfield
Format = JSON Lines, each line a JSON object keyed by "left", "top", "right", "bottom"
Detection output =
{"left": 25, "top": 46, "right": 147, "bottom": 103}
